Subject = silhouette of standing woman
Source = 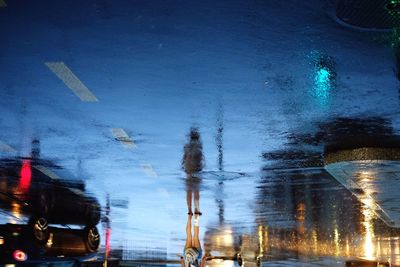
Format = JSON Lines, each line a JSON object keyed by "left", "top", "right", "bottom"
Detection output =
{"left": 181, "top": 128, "right": 206, "bottom": 267}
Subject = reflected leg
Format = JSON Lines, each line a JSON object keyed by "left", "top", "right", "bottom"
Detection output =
{"left": 187, "top": 189, "right": 193, "bottom": 215}
{"left": 193, "top": 214, "right": 201, "bottom": 249}
{"left": 194, "top": 190, "right": 200, "bottom": 214}
{"left": 185, "top": 214, "right": 193, "bottom": 249}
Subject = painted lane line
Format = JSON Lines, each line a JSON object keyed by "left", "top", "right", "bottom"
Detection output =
{"left": 68, "top": 188, "right": 85, "bottom": 197}
{"left": 45, "top": 62, "right": 98, "bottom": 102}
{"left": 158, "top": 188, "right": 170, "bottom": 198}
{"left": 33, "top": 166, "right": 60, "bottom": 180}
{"left": 0, "top": 141, "right": 16, "bottom": 153}
{"left": 111, "top": 128, "right": 136, "bottom": 149}
{"left": 141, "top": 163, "right": 157, "bottom": 178}
{"left": 34, "top": 166, "right": 84, "bottom": 196}
{"left": 0, "top": 0, "right": 7, "bottom": 7}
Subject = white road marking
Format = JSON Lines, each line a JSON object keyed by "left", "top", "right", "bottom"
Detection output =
{"left": 68, "top": 188, "right": 85, "bottom": 197}
{"left": 111, "top": 128, "right": 136, "bottom": 149}
{"left": 0, "top": 0, "right": 7, "bottom": 7}
{"left": 158, "top": 188, "right": 170, "bottom": 197}
{"left": 45, "top": 62, "right": 98, "bottom": 102}
{"left": 0, "top": 141, "right": 16, "bottom": 153}
{"left": 34, "top": 165, "right": 85, "bottom": 196}
{"left": 141, "top": 163, "right": 157, "bottom": 178}
{"left": 34, "top": 166, "right": 60, "bottom": 180}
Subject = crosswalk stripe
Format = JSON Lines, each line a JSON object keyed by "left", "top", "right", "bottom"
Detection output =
{"left": 34, "top": 166, "right": 85, "bottom": 196}
{"left": 141, "top": 163, "right": 157, "bottom": 178}
{"left": 158, "top": 188, "right": 170, "bottom": 197}
{"left": 111, "top": 128, "right": 136, "bottom": 149}
{"left": 0, "top": 141, "right": 16, "bottom": 153}
{"left": 45, "top": 62, "right": 98, "bottom": 102}
{"left": 33, "top": 166, "right": 61, "bottom": 180}
{"left": 68, "top": 188, "right": 85, "bottom": 197}
{"left": 34, "top": 166, "right": 86, "bottom": 197}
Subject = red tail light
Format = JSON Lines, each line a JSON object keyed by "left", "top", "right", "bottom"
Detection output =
{"left": 20, "top": 159, "right": 32, "bottom": 192}
{"left": 13, "top": 250, "right": 27, "bottom": 261}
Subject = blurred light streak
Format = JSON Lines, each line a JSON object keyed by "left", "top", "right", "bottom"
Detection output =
{"left": 345, "top": 237, "right": 350, "bottom": 257}
{"left": 46, "top": 233, "right": 54, "bottom": 247}
{"left": 19, "top": 160, "right": 31, "bottom": 193}
{"left": 258, "top": 225, "right": 265, "bottom": 257}
{"left": 355, "top": 170, "right": 378, "bottom": 260}
{"left": 334, "top": 228, "right": 340, "bottom": 256}
{"left": 313, "top": 67, "right": 334, "bottom": 106}
{"left": 362, "top": 200, "right": 375, "bottom": 260}
{"left": 9, "top": 202, "right": 22, "bottom": 224}
{"left": 314, "top": 69, "right": 330, "bottom": 100}
{"left": 312, "top": 229, "right": 318, "bottom": 254}
{"left": 105, "top": 228, "right": 111, "bottom": 258}
{"left": 296, "top": 203, "right": 306, "bottom": 234}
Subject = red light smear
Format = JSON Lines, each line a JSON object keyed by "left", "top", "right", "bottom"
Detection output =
{"left": 13, "top": 250, "right": 27, "bottom": 261}
{"left": 105, "top": 228, "right": 111, "bottom": 258}
{"left": 20, "top": 160, "right": 31, "bottom": 193}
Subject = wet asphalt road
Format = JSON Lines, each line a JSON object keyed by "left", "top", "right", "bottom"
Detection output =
{"left": 1, "top": 0, "right": 400, "bottom": 266}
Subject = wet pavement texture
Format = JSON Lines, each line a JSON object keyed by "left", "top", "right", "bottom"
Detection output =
{"left": 1, "top": 0, "right": 400, "bottom": 266}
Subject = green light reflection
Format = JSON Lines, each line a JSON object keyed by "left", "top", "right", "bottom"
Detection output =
{"left": 314, "top": 67, "right": 333, "bottom": 105}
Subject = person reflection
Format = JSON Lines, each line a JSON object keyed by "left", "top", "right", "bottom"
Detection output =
{"left": 181, "top": 128, "right": 206, "bottom": 267}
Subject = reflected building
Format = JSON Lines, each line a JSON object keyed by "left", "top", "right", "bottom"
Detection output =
{"left": 256, "top": 118, "right": 400, "bottom": 265}
{"left": 254, "top": 166, "right": 400, "bottom": 264}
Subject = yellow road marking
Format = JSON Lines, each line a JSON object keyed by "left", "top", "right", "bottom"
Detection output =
{"left": 0, "top": 0, "right": 7, "bottom": 7}
{"left": 0, "top": 141, "right": 16, "bottom": 153}
{"left": 45, "top": 62, "right": 98, "bottom": 102}
{"left": 34, "top": 166, "right": 60, "bottom": 180}
{"left": 112, "top": 128, "right": 136, "bottom": 149}
{"left": 141, "top": 163, "right": 157, "bottom": 178}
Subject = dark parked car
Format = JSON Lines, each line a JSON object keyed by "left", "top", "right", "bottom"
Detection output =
{"left": 0, "top": 158, "right": 102, "bottom": 263}
{"left": 0, "top": 217, "right": 100, "bottom": 264}
{"left": 0, "top": 158, "right": 100, "bottom": 226}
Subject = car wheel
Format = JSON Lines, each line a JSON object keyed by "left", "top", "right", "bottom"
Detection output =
{"left": 84, "top": 226, "right": 100, "bottom": 253}
{"left": 31, "top": 217, "right": 49, "bottom": 244}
